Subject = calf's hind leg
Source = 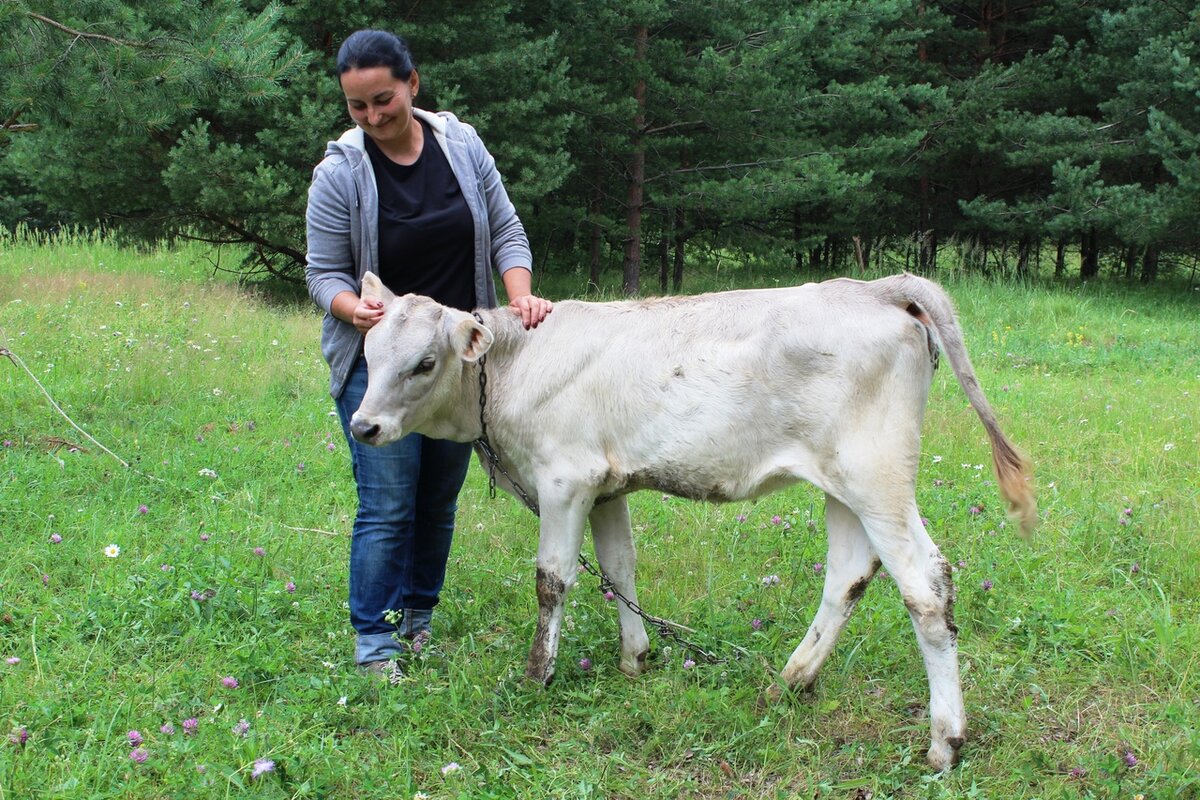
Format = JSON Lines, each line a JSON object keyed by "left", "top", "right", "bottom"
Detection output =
{"left": 589, "top": 497, "right": 651, "bottom": 676}
{"left": 779, "top": 495, "right": 880, "bottom": 692}
{"left": 860, "top": 507, "right": 966, "bottom": 771}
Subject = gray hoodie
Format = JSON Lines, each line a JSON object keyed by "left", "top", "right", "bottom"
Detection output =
{"left": 305, "top": 108, "right": 533, "bottom": 398}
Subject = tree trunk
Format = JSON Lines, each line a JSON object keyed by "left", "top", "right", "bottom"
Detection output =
{"left": 672, "top": 208, "right": 686, "bottom": 292}
{"left": 852, "top": 235, "right": 866, "bottom": 276}
{"left": 793, "top": 207, "right": 805, "bottom": 271}
{"left": 658, "top": 231, "right": 669, "bottom": 294}
{"left": 622, "top": 24, "right": 649, "bottom": 296}
{"left": 1055, "top": 237, "right": 1067, "bottom": 278}
{"left": 918, "top": 226, "right": 937, "bottom": 274}
{"left": 1123, "top": 244, "right": 1138, "bottom": 281}
{"left": 917, "top": 174, "right": 932, "bottom": 274}
{"left": 1080, "top": 228, "right": 1099, "bottom": 279}
{"left": 1140, "top": 244, "right": 1159, "bottom": 283}
{"left": 1016, "top": 233, "right": 1032, "bottom": 277}
{"left": 588, "top": 173, "right": 603, "bottom": 290}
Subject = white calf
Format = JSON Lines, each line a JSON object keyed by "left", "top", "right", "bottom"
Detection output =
{"left": 349, "top": 271, "right": 1035, "bottom": 770}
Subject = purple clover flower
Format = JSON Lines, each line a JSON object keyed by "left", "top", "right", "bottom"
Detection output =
{"left": 221, "top": 676, "right": 239, "bottom": 689}
{"left": 129, "top": 748, "right": 149, "bottom": 763}
{"left": 49, "top": 533, "right": 62, "bottom": 544}
{"left": 128, "top": 730, "right": 143, "bottom": 747}
{"left": 579, "top": 658, "right": 592, "bottom": 671}
{"left": 251, "top": 758, "right": 276, "bottom": 779}
{"left": 182, "top": 718, "right": 199, "bottom": 735}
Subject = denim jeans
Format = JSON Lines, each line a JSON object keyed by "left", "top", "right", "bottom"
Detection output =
{"left": 335, "top": 356, "right": 473, "bottom": 665}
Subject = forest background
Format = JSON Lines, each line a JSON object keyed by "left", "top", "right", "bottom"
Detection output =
{"left": 2, "top": 0, "right": 1199, "bottom": 293}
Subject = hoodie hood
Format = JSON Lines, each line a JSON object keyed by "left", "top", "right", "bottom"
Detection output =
{"left": 324, "top": 109, "right": 449, "bottom": 161}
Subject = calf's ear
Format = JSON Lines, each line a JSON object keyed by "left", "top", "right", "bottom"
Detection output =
{"left": 450, "top": 316, "right": 494, "bottom": 363}
{"left": 360, "top": 272, "right": 396, "bottom": 304}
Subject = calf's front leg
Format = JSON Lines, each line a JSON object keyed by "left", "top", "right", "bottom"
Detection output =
{"left": 525, "top": 488, "right": 590, "bottom": 685}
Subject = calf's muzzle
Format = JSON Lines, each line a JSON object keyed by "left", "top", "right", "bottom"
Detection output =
{"left": 349, "top": 416, "right": 381, "bottom": 444}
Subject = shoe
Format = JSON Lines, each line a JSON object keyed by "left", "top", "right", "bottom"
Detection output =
{"left": 358, "top": 658, "right": 403, "bottom": 684}
{"left": 406, "top": 629, "right": 431, "bottom": 653}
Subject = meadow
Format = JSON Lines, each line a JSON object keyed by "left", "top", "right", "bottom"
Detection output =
{"left": 1, "top": 231, "right": 1198, "bottom": 799}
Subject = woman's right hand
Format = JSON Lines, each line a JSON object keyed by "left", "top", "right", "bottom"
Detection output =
{"left": 351, "top": 297, "right": 385, "bottom": 335}
{"left": 331, "top": 290, "right": 385, "bottom": 335}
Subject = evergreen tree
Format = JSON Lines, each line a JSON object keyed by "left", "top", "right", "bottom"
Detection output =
{"left": 1, "top": 1, "right": 307, "bottom": 272}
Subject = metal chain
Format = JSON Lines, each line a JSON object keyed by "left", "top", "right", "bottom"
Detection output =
{"left": 470, "top": 320, "right": 727, "bottom": 664}
{"left": 575, "top": 551, "right": 727, "bottom": 665}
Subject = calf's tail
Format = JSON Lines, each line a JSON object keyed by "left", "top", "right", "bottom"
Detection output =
{"left": 876, "top": 273, "right": 1037, "bottom": 537}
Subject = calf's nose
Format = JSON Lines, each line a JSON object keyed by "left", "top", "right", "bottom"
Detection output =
{"left": 349, "top": 417, "right": 381, "bottom": 444}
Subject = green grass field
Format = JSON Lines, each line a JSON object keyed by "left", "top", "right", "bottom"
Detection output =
{"left": 1, "top": 231, "right": 1198, "bottom": 798}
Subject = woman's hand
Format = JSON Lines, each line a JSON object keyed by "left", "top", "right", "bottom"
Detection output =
{"left": 331, "top": 290, "right": 385, "bottom": 335}
{"left": 501, "top": 267, "right": 552, "bottom": 329}
{"left": 351, "top": 297, "right": 386, "bottom": 335}
{"left": 509, "top": 293, "right": 554, "bottom": 329}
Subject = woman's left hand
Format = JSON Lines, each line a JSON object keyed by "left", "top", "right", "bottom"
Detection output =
{"left": 509, "top": 294, "right": 554, "bottom": 329}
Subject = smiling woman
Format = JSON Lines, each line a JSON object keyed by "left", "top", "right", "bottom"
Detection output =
{"left": 304, "top": 28, "right": 553, "bottom": 670}
{"left": 337, "top": 37, "right": 421, "bottom": 163}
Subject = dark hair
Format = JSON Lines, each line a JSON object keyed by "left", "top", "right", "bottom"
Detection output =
{"left": 336, "top": 30, "right": 416, "bottom": 80}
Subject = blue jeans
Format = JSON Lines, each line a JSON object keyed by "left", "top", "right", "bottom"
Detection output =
{"left": 335, "top": 356, "right": 473, "bottom": 665}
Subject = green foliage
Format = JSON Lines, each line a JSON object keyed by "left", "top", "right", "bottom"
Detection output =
{"left": 1, "top": 1, "right": 1199, "bottom": 285}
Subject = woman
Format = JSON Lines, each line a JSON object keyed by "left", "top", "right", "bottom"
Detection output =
{"left": 305, "top": 29, "right": 553, "bottom": 670}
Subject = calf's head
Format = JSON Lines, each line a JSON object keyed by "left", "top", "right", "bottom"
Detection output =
{"left": 349, "top": 272, "right": 493, "bottom": 446}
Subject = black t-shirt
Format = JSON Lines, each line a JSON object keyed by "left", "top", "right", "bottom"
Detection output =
{"left": 366, "top": 118, "right": 476, "bottom": 311}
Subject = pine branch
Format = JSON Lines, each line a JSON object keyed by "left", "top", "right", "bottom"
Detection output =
{"left": 26, "top": 12, "right": 139, "bottom": 48}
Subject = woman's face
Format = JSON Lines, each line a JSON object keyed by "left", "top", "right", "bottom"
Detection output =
{"left": 340, "top": 66, "right": 420, "bottom": 146}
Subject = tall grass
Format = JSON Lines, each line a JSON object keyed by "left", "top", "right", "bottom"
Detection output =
{"left": 1, "top": 232, "right": 1197, "bottom": 798}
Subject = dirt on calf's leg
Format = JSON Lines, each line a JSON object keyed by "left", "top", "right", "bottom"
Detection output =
{"left": 525, "top": 568, "right": 566, "bottom": 685}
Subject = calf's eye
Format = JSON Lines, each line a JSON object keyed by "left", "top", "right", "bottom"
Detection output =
{"left": 412, "top": 357, "right": 436, "bottom": 376}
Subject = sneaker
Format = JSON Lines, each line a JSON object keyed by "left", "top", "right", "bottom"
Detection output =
{"left": 358, "top": 658, "right": 403, "bottom": 684}
{"left": 406, "top": 629, "right": 431, "bottom": 653}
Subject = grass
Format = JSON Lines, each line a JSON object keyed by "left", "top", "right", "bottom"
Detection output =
{"left": 1, "top": 230, "right": 1198, "bottom": 798}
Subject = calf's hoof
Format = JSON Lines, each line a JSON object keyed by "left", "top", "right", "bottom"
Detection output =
{"left": 926, "top": 735, "right": 966, "bottom": 772}
{"left": 524, "top": 658, "right": 556, "bottom": 686}
{"left": 618, "top": 648, "right": 649, "bottom": 678}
